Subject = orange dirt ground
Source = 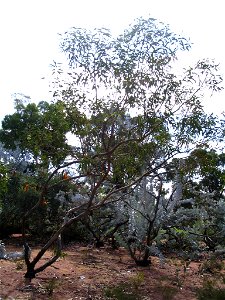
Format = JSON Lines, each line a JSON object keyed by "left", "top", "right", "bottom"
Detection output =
{"left": 0, "top": 236, "right": 222, "bottom": 299}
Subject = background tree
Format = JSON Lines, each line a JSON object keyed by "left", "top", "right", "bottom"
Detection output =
{"left": 0, "top": 160, "right": 8, "bottom": 216}
{"left": 0, "top": 100, "right": 72, "bottom": 167}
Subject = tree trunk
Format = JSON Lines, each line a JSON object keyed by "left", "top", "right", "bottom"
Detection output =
{"left": 24, "top": 263, "right": 36, "bottom": 279}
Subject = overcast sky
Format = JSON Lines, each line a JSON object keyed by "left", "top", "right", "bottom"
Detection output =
{"left": 0, "top": 0, "right": 224, "bottom": 122}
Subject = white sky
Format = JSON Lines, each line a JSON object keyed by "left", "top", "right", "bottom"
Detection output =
{"left": 0, "top": 0, "right": 224, "bottom": 123}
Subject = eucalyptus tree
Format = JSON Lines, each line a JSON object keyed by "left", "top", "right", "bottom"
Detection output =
{"left": 50, "top": 17, "right": 222, "bottom": 265}
{"left": 0, "top": 16, "right": 223, "bottom": 279}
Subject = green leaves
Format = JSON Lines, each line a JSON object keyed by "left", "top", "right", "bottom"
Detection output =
{"left": 0, "top": 100, "right": 72, "bottom": 166}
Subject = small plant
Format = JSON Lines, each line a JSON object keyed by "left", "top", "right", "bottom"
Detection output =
{"left": 44, "top": 278, "right": 58, "bottom": 296}
{"left": 157, "top": 274, "right": 178, "bottom": 299}
{"left": 15, "top": 260, "right": 25, "bottom": 270}
{"left": 129, "top": 272, "right": 145, "bottom": 290}
{"left": 174, "top": 268, "right": 183, "bottom": 288}
{"left": 80, "top": 247, "right": 92, "bottom": 264}
{"left": 174, "top": 261, "right": 190, "bottom": 288}
{"left": 196, "top": 279, "right": 225, "bottom": 300}
{"left": 168, "top": 258, "right": 190, "bottom": 288}
{"left": 104, "top": 282, "right": 141, "bottom": 300}
{"left": 57, "top": 250, "right": 67, "bottom": 259}
{"left": 160, "top": 285, "right": 178, "bottom": 300}
{"left": 199, "top": 257, "right": 224, "bottom": 274}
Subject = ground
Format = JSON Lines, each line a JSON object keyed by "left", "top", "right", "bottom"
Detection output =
{"left": 0, "top": 236, "right": 224, "bottom": 299}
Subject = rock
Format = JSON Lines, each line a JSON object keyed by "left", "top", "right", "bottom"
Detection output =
{"left": 0, "top": 240, "right": 31, "bottom": 261}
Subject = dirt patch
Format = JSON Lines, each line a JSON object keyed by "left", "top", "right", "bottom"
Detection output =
{"left": 0, "top": 240, "right": 219, "bottom": 299}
